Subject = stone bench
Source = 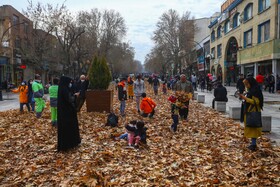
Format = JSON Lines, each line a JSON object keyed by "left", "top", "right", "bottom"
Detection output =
{"left": 215, "top": 101, "right": 226, "bottom": 112}
{"left": 229, "top": 106, "right": 241, "bottom": 120}
{"left": 197, "top": 95, "right": 205, "bottom": 103}
{"left": 194, "top": 92, "right": 198, "bottom": 100}
{"left": 262, "top": 116, "right": 271, "bottom": 132}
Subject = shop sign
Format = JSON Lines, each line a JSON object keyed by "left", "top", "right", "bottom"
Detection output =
{"left": 19, "top": 65, "right": 26, "bottom": 69}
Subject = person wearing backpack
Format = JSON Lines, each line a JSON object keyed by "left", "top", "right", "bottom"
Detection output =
{"left": 268, "top": 73, "right": 275, "bottom": 93}
{"left": 140, "top": 92, "right": 156, "bottom": 118}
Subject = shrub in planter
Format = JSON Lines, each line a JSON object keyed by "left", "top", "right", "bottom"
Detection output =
{"left": 88, "top": 56, "right": 112, "bottom": 90}
{"left": 86, "top": 56, "right": 113, "bottom": 113}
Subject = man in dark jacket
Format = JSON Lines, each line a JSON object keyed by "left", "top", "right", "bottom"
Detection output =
{"left": 212, "top": 81, "right": 228, "bottom": 109}
{"left": 118, "top": 78, "right": 127, "bottom": 117}
{"left": 236, "top": 74, "right": 245, "bottom": 94}
{"left": 74, "top": 75, "right": 89, "bottom": 112}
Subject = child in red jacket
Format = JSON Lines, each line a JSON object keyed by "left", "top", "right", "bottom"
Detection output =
{"left": 140, "top": 92, "right": 156, "bottom": 118}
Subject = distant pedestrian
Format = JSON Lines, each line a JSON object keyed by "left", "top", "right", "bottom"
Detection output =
{"left": 268, "top": 73, "right": 275, "bottom": 93}
{"left": 153, "top": 76, "right": 160, "bottom": 95}
{"left": 239, "top": 77, "right": 263, "bottom": 151}
{"left": 27, "top": 79, "right": 35, "bottom": 112}
{"left": 236, "top": 74, "right": 245, "bottom": 95}
{"left": 49, "top": 78, "right": 59, "bottom": 126}
{"left": 32, "top": 74, "right": 45, "bottom": 118}
{"left": 212, "top": 81, "right": 228, "bottom": 109}
{"left": 74, "top": 75, "right": 89, "bottom": 112}
{"left": 191, "top": 73, "right": 197, "bottom": 91}
{"left": 199, "top": 76, "right": 205, "bottom": 92}
{"left": 57, "top": 76, "right": 81, "bottom": 152}
{"left": 127, "top": 76, "right": 134, "bottom": 99}
{"left": 133, "top": 75, "right": 145, "bottom": 113}
{"left": 226, "top": 75, "right": 231, "bottom": 86}
{"left": 162, "top": 81, "right": 167, "bottom": 94}
{"left": 256, "top": 72, "right": 264, "bottom": 91}
{"left": 12, "top": 81, "right": 30, "bottom": 113}
{"left": 140, "top": 92, "right": 156, "bottom": 118}
{"left": 118, "top": 78, "right": 127, "bottom": 117}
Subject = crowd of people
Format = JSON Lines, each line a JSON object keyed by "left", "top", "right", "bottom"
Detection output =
{"left": 8, "top": 71, "right": 267, "bottom": 152}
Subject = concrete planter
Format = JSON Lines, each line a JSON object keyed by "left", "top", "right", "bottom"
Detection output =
{"left": 215, "top": 101, "right": 226, "bottom": 112}
{"left": 229, "top": 106, "right": 241, "bottom": 120}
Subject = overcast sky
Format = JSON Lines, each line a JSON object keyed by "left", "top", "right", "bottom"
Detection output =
{"left": 1, "top": 0, "right": 224, "bottom": 63}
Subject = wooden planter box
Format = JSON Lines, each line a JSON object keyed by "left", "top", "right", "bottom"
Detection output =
{"left": 86, "top": 90, "right": 113, "bottom": 113}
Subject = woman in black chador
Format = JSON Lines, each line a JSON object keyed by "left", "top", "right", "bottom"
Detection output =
{"left": 57, "top": 76, "right": 81, "bottom": 152}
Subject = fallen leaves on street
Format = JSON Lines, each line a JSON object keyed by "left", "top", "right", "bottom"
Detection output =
{"left": 0, "top": 85, "right": 279, "bottom": 186}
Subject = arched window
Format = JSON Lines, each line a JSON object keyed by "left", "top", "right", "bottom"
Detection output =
{"left": 224, "top": 20, "right": 231, "bottom": 33}
{"left": 244, "top": 3, "right": 253, "bottom": 21}
{"left": 211, "top": 30, "right": 215, "bottom": 42}
{"left": 217, "top": 26, "right": 222, "bottom": 38}
{"left": 233, "top": 13, "right": 240, "bottom": 28}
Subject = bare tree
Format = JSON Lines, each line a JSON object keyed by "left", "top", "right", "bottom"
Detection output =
{"left": 150, "top": 9, "right": 196, "bottom": 75}
{"left": 22, "top": 0, "right": 68, "bottom": 82}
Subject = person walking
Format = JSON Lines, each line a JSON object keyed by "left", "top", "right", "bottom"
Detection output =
{"left": 32, "top": 74, "right": 45, "bottom": 118}
{"left": 140, "top": 92, "right": 156, "bottom": 118}
{"left": 191, "top": 73, "right": 197, "bottom": 91}
{"left": 212, "top": 81, "right": 228, "bottom": 109}
{"left": 27, "top": 79, "right": 35, "bottom": 112}
{"left": 49, "top": 78, "right": 59, "bottom": 126}
{"left": 174, "top": 74, "right": 194, "bottom": 121}
{"left": 239, "top": 77, "right": 263, "bottom": 151}
{"left": 153, "top": 76, "right": 160, "bottom": 95}
{"left": 57, "top": 76, "right": 81, "bottom": 152}
{"left": 74, "top": 75, "right": 89, "bottom": 112}
{"left": 133, "top": 75, "right": 145, "bottom": 113}
{"left": 118, "top": 78, "right": 127, "bottom": 117}
{"left": 12, "top": 81, "right": 30, "bottom": 112}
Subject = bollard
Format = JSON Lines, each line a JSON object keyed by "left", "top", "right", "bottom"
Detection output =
{"left": 197, "top": 95, "right": 205, "bottom": 103}
{"left": 214, "top": 101, "right": 226, "bottom": 112}
{"left": 262, "top": 116, "right": 271, "bottom": 132}
{"left": 229, "top": 106, "right": 241, "bottom": 120}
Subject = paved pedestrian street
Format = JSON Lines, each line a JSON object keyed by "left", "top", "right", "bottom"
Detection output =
{"left": 0, "top": 86, "right": 279, "bottom": 186}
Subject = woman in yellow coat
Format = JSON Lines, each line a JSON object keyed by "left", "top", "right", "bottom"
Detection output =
{"left": 12, "top": 81, "right": 30, "bottom": 112}
{"left": 239, "top": 77, "right": 263, "bottom": 151}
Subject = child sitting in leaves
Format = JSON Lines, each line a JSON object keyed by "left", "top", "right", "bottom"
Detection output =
{"left": 125, "top": 120, "right": 147, "bottom": 148}
{"left": 115, "top": 120, "right": 137, "bottom": 141}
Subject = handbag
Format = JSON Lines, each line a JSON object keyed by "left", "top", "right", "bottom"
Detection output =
{"left": 246, "top": 100, "right": 262, "bottom": 128}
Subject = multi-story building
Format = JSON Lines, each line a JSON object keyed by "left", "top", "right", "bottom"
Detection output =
{"left": 0, "top": 5, "right": 33, "bottom": 87}
{"left": 208, "top": 0, "right": 280, "bottom": 85}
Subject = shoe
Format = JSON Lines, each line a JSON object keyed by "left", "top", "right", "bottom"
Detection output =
{"left": 125, "top": 145, "right": 134, "bottom": 149}
{"left": 247, "top": 145, "right": 257, "bottom": 151}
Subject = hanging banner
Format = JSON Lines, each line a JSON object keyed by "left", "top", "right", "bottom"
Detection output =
{"left": 197, "top": 56, "right": 205, "bottom": 71}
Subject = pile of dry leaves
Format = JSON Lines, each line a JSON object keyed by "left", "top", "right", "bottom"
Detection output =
{"left": 0, "top": 85, "right": 279, "bottom": 186}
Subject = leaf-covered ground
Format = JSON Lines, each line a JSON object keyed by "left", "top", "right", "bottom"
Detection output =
{"left": 0, "top": 85, "right": 279, "bottom": 186}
